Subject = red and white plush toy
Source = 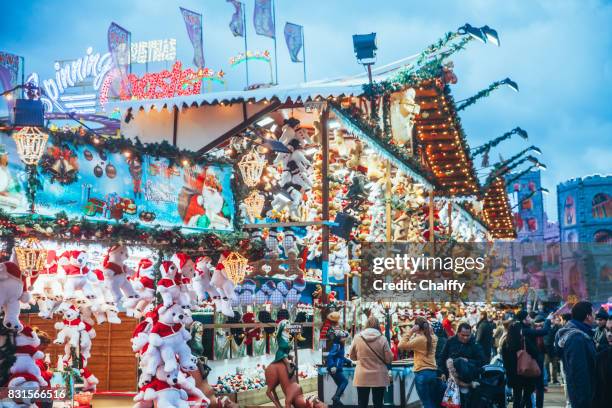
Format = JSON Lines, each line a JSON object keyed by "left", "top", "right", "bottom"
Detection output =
{"left": 89, "top": 269, "right": 122, "bottom": 324}
{"left": 210, "top": 251, "right": 236, "bottom": 317}
{"left": 134, "top": 365, "right": 190, "bottom": 408}
{"left": 54, "top": 305, "right": 91, "bottom": 361}
{"left": 172, "top": 252, "right": 196, "bottom": 306}
{"left": 0, "top": 261, "right": 29, "bottom": 331}
{"left": 148, "top": 303, "right": 196, "bottom": 373}
{"left": 31, "top": 250, "right": 63, "bottom": 300}
{"left": 9, "top": 326, "right": 48, "bottom": 386}
{"left": 156, "top": 261, "right": 181, "bottom": 308}
{"left": 62, "top": 250, "right": 97, "bottom": 300}
{"left": 126, "top": 258, "right": 157, "bottom": 318}
{"left": 80, "top": 366, "right": 100, "bottom": 391}
{"left": 193, "top": 256, "right": 216, "bottom": 304}
{"left": 102, "top": 243, "right": 138, "bottom": 305}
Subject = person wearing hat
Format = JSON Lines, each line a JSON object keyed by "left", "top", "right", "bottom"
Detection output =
{"left": 273, "top": 320, "right": 296, "bottom": 378}
{"left": 593, "top": 308, "right": 609, "bottom": 352}
{"left": 326, "top": 329, "right": 352, "bottom": 407}
{"left": 321, "top": 311, "right": 341, "bottom": 354}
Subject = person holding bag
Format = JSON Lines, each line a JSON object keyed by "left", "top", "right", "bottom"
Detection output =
{"left": 349, "top": 316, "right": 393, "bottom": 408}
{"left": 502, "top": 321, "right": 538, "bottom": 408}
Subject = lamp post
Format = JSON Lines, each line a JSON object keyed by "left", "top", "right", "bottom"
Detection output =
{"left": 352, "top": 33, "right": 377, "bottom": 119}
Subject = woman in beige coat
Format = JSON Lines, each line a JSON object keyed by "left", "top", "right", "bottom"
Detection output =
{"left": 349, "top": 316, "right": 393, "bottom": 408}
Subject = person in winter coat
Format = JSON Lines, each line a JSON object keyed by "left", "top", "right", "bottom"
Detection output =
{"left": 475, "top": 311, "right": 494, "bottom": 362}
{"left": 593, "top": 321, "right": 612, "bottom": 408}
{"left": 327, "top": 329, "right": 352, "bottom": 407}
{"left": 501, "top": 321, "right": 537, "bottom": 408}
{"left": 555, "top": 301, "right": 597, "bottom": 408}
{"left": 430, "top": 316, "right": 448, "bottom": 361}
{"left": 593, "top": 308, "right": 609, "bottom": 352}
{"left": 543, "top": 315, "right": 562, "bottom": 384}
{"left": 398, "top": 317, "right": 440, "bottom": 408}
{"left": 349, "top": 316, "right": 393, "bottom": 408}
{"left": 515, "top": 310, "right": 551, "bottom": 408}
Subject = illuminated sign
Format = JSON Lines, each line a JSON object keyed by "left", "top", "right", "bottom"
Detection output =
{"left": 130, "top": 38, "right": 177, "bottom": 64}
{"left": 229, "top": 50, "right": 271, "bottom": 67}
{"left": 26, "top": 47, "right": 113, "bottom": 113}
{"left": 120, "top": 61, "right": 224, "bottom": 100}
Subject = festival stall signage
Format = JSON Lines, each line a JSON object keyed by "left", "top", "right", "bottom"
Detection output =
{"left": 120, "top": 61, "right": 225, "bottom": 100}
{"left": 0, "top": 134, "right": 235, "bottom": 232}
{"left": 130, "top": 38, "right": 177, "bottom": 64}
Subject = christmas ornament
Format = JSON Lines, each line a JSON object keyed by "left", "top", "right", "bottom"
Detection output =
{"left": 238, "top": 150, "right": 266, "bottom": 187}
{"left": 12, "top": 126, "right": 49, "bottom": 165}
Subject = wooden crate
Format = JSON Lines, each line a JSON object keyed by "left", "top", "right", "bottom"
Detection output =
{"left": 23, "top": 313, "right": 139, "bottom": 392}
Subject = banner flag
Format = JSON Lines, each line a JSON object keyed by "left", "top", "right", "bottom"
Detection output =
{"left": 107, "top": 22, "right": 131, "bottom": 95}
{"left": 227, "top": 0, "right": 245, "bottom": 37}
{"left": 0, "top": 51, "right": 21, "bottom": 109}
{"left": 284, "top": 23, "right": 303, "bottom": 62}
{"left": 180, "top": 7, "right": 205, "bottom": 68}
{"left": 253, "top": 0, "right": 275, "bottom": 38}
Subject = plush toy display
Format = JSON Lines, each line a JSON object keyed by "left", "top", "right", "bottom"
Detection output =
{"left": 126, "top": 258, "right": 156, "bottom": 318}
{"left": 0, "top": 261, "right": 29, "bottom": 331}
{"left": 136, "top": 365, "right": 190, "bottom": 408}
{"left": 102, "top": 244, "right": 138, "bottom": 305}
{"left": 193, "top": 256, "right": 216, "bottom": 304}
{"left": 9, "top": 326, "right": 48, "bottom": 386}
{"left": 62, "top": 250, "right": 97, "bottom": 300}
{"left": 329, "top": 241, "right": 350, "bottom": 280}
{"left": 157, "top": 260, "right": 182, "bottom": 308}
{"left": 53, "top": 305, "right": 91, "bottom": 362}
{"left": 147, "top": 303, "right": 196, "bottom": 373}
{"left": 210, "top": 251, "right": 236, "bottom": 317}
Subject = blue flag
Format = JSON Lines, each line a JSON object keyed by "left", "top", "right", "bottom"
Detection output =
{"left": 227, "top": 0, "right": 244, "bottom": 37}
{"left": 253, "top": 0, "right": 275, "bottom": 38}
{"left": 284, "top": 23, "right": 303, "bottom": 62}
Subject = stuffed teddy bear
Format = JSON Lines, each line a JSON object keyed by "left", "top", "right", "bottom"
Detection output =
{"left": 193, "top": 256, "right": 216, "bottom": 304}
{"left": 89, "top": 269, "right": 122, "bottom": 324}
{"left": 156, "top": 260, "right": 183, "bottom": 308}
{"left": 31, "top": 250, "right": 63, "bottom": 300}
{"left": 0, "top": 261, "right": 29, "bottom": 331}
{"left": 135, "top": 365, "right": 190, "bottom": 408}
{"left": 210, "top": 251, "right": 236, "bottom": 317}
{"left": 54, "top": 305, "right": 91, "bottom": 362}
{"left": 330, "top": 241, "right": 351, "bottom": 280}
{"left": 102, "top": 244, "right": 138, "bottom": 305}
{"left": 9, "top": 326, "right": 48, "bottom": 386}
{"left": 147, "top": 303, "right": 196, "bottom": 373}
{"left": 172, "top": 252, "right": 197, "bottom": 305}
{"left": 62, "top": 250, "right": 97, "bottom": 300}
{"left": 7, "top": 372, "right": 46, "bottom": 405}
{"left": 125, "top": 258, "right": 156, "bottom": 318}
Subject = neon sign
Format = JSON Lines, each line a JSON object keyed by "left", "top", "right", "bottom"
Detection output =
{"left": 229, "top": 50, "right": 271, "bottom": 67}
{"left": 26, "top": 47, "right": 113, "bottom": 113}
{"left": 120, "top": 61, "right": 225, "bottom": 100}
{"left": 130, "top": 38, "right": 177, "bottom": 64}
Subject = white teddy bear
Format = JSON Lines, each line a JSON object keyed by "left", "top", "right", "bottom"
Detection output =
{"left": 0, "top": 261, "right": 29, "bottom": 331}
{"left": 147, "top": 303, "right": 196, "bottom": 373}
{"left": 156, "top": 260, "right": 182, "bottom": 308}
{"left": 193, "top": 256, "right": 216, "bottom": 304}
{"left": 125, "top": 258, "right": 157, "bottom": 318}
{"left": 330, "top": 241, "right": 351, "bottom": 280}
{"left": 135, "top": 365, "right": 190, "bottom": 408}
{"left": 62, "top": 250, "right": 97, "bottom": 300}
{"left": 9, "top": 326, "right": 48, "bottom": 386}
{"left": 54, "top": 305, "right": 91, "bottom": 362}
{"left": 102, "top": 243, "right": 138, "bottom": 305}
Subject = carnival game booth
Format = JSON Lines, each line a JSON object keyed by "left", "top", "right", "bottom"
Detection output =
{"left": 0, "top": 31, "right": 519, "bottom": 408}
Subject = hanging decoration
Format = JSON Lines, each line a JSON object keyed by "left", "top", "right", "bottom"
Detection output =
{"left": 470, "top": 127, "right": 529, "bottom": 157}
{"left": 39, "top": 145, "right": 80, "bottom": 184}
{"left": 243, "top": 191, "right": 265, "bottom": 220}
{"left": 222, "top": 251, "right": 249, "bottom": 284}
{"left": 229, "top": 50, "right": 271, "bottom": 67}
{"left": 12, "top": 126, "right": 49, "bottom": 165}
{"left": 14, "top": 237, "right": 47, "bottom": 274}
{"left": 238, "top": 150, "right": 266, "bottom": 187}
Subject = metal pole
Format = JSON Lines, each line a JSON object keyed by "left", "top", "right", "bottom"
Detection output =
{"left": 302, "top": 26, "right": 307, "bottom": 82}
{"left": 172, "top": 106, "right": 179, "bottom": 147}
{"left": 321, "top": 106, "right": 330, "bottom": 301}
{"left": 21, "top": 56, "right": 25, "bottom": 98}
{"left": 367, "top": 63, "right": 375, "bottom": 118}
{"left": 242, "top": 2, "right": 250, "bottom": 88}
{"left": 429, "top": 190, "right": 435, "bottom": 242}
{"left": 385, "top": 161, "right": 392, "bottom": 241}
{"left": 272, "top": 0, "right": 278, "bottom": 84}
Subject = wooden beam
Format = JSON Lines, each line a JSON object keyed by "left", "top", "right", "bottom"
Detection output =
{"left": 196, "top": 100, "right": 281, "bottom": 156}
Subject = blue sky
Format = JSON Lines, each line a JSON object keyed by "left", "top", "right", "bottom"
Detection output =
{"left": 2, "top": 0, "right": 612, "bottom": 220}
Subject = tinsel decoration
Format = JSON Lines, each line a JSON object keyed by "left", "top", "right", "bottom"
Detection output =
{"left": 238, "top": 150, "right": 266, "bottom": 187}
{"left": 222, "top": 252, "right": 249, "bottom": 285}
{"left": 12, "top": 126, "right": 49, "bottom": 165}
{"left": 243, "top": 191, "right": 265, "bottom": 220}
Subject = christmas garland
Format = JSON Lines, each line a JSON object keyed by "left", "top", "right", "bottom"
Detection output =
{"left": 456, "top": 78, "right": 518, "bottom": 112}
{"left": 470, "top": 127, "right": 528, "bottom": 158}
{"left": 0, "top": 209, "right": 264, "bottom": 257}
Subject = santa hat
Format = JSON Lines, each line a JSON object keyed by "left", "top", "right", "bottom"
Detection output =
{"left": 1, "top": 261, "right": 22, "bottom": 280}
{"left": 20, "top": 326, "right": 34, "bottom": 338}
{"left": 92, "top": 269, "right": 104, "bottom": 281}
{"left": 171, "top": 252, "right": 191, "bottom": 271}
{"left": 160, "top": 260, "right": 177, "bottom": 277}
{"left": 137, "top": 258, "right": 154, "bottom": 275}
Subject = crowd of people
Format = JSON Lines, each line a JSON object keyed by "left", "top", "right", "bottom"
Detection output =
{"left": 331, "top": 302, "right": 612, "bottom": 408}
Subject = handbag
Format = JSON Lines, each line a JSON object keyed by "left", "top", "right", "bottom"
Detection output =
{"left": 516, "top": 336, "right": 541, "bottom": 378}
{"left": 360, "top": 334, "right": 393, "bottom": 385}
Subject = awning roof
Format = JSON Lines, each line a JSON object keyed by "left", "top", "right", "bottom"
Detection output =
{"left": 482, "top": 177, "right": 516, "bottom": 239}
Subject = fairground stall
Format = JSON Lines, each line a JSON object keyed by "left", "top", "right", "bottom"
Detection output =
{"left": 0, "top": 30, "right": 521, "bottom": 408}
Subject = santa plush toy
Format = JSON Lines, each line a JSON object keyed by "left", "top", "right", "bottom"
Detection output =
{"left": 9, "top": 326, "right": 48, "bottom": 386}
{"left": 102, "top": 243, "right": 138, "bottom": 305}
{"left": 157, "top": 261, "right": 182, "bottom": 308}
{"left": 125, "top": 258, "right": 156, "bottom": 318}
{"left": 135, "top": 365, "right": 190, "bottom": 408}
{"left": 193, "top": 256, "right": 216, "bottom": 304}
{"left": 147, "top": 303, "right": 196, "bottom": 373}
{"left": 62, "top": 249, "right": 97, "bottom": 300}
{"left": 0, "top": 261, "right": 29, "bottom": 331}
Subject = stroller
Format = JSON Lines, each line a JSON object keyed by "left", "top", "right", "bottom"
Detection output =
{"left": 470, "top": 364, "right": 507, "bottom": 408}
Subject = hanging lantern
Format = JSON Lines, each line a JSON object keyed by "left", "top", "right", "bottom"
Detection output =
{"left": 222, "top": 252, "right": 249, "bottom": 284}
{"left": 238, "top": 150, "right": 266, "bottom": 187}
{"left": 12, "top": 126, "right": 49, "bottom": 165}
{"left": 243, "top": 191, "right": 264, "bottom": 220}
{"left": 14, "top": 237, "right": 47, "bottom": 275}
